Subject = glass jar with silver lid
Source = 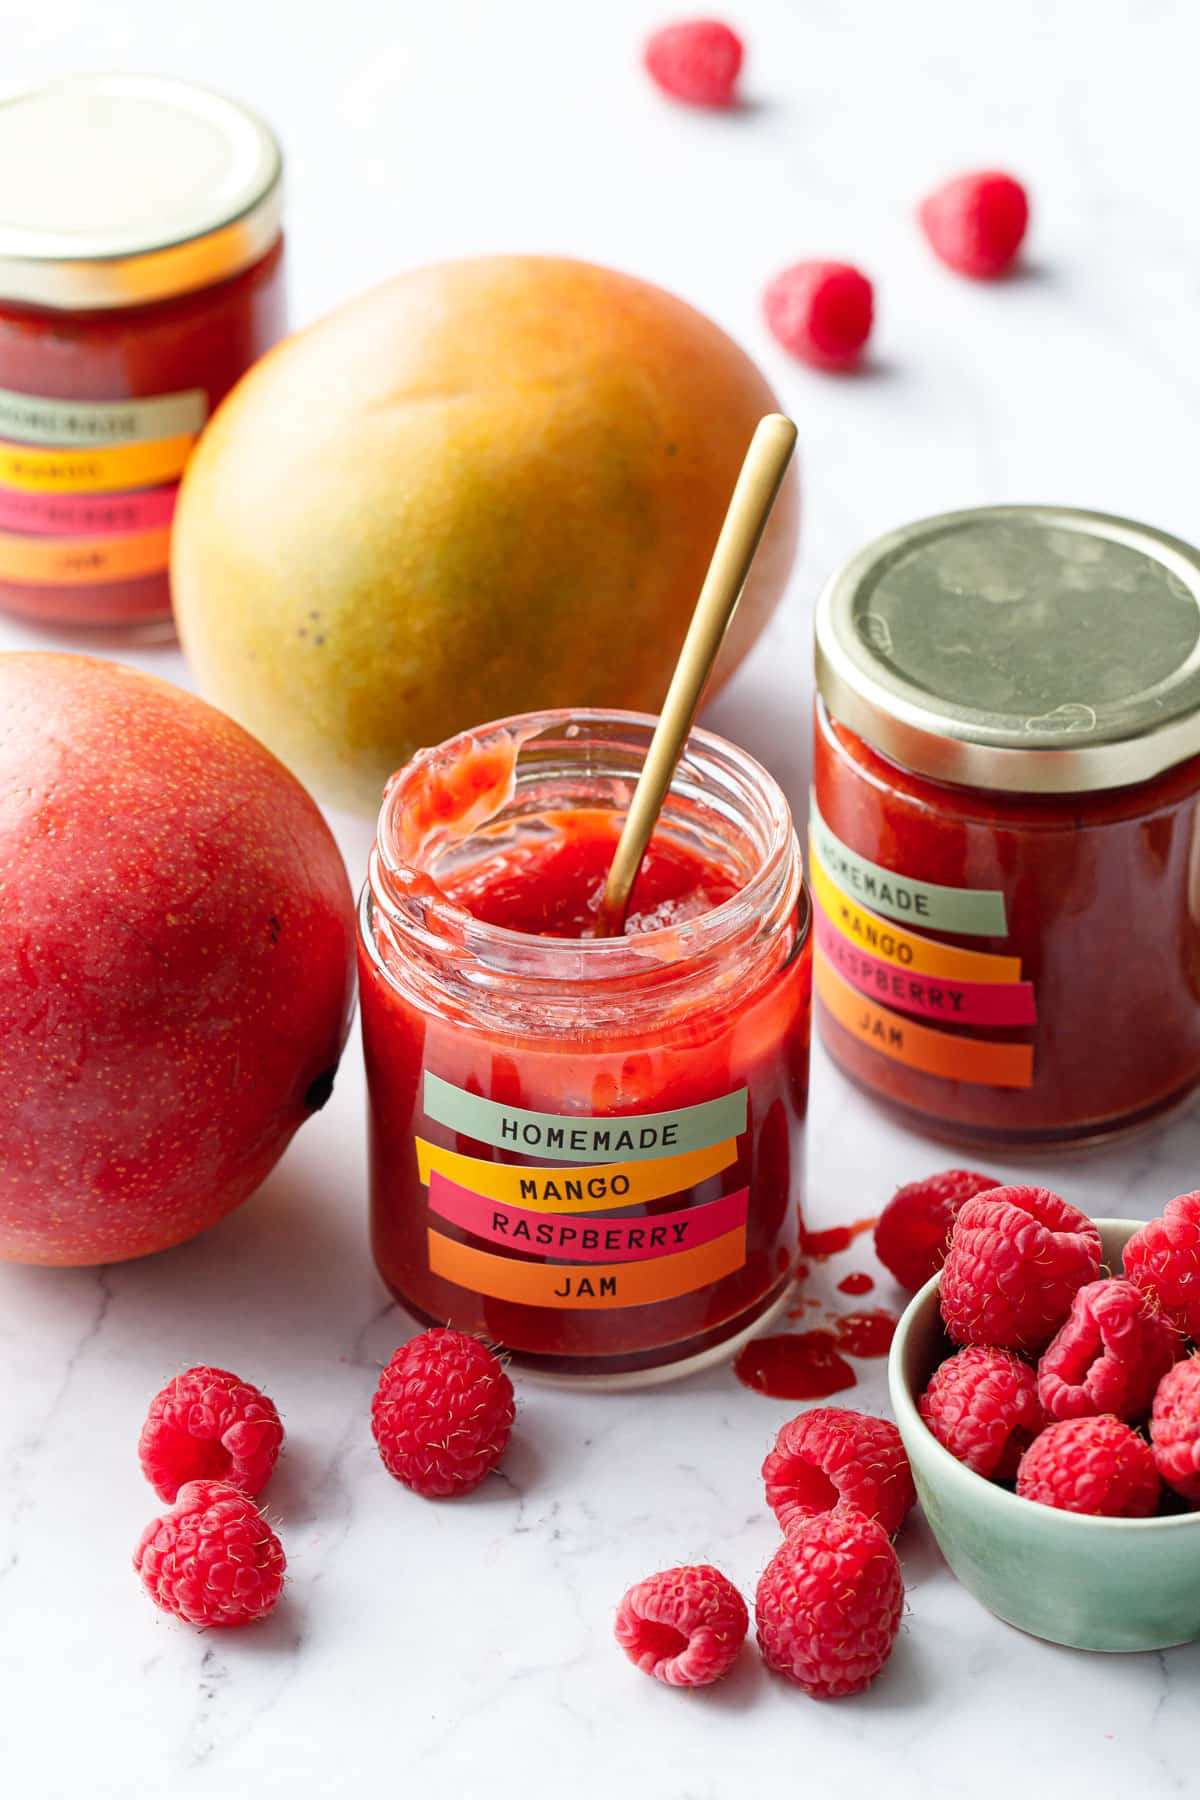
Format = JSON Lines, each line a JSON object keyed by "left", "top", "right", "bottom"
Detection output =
{"left": 812, "top": 505, "right": 1200, "bottom": 1147}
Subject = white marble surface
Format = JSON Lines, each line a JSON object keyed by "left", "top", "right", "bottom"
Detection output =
{"left": 4, "top": 0, "right": 1200, "bottom": 1793}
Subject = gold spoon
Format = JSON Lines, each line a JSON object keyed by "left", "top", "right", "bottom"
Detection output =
{"left": 597, "top": 411, "right": 798, "bottom": 936}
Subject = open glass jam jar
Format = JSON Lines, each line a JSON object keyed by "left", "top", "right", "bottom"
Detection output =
{"left": 813, "top": 504, "right": 1200, "bottom": 1148}
{"left": 358, "top": 709, "right": 812, "bottom": 1385}
{"left": 0, "top": 75, "right": 285, "bottom": 633}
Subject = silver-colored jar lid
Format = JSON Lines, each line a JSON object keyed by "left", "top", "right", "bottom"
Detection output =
{"left": 814, "top": 505, "right": 1200, "bottom": 795}
{"left": 0, "top": 75, "right": 282, "bottom": 311}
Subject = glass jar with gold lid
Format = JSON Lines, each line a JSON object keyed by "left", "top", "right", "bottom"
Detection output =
{"left": 0, "top": 74, "right": 285, "bottom": 633}
{"left": 812, "top": 504, "right": 1200, "bottom": 1147}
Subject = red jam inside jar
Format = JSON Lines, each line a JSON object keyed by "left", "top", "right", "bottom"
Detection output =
{"left": 358, "top": 710, "right": 812, "bottom": 1383}
{"left": 0, "top": 77, "right": 286, "bottom": 633}
{"left": 812, "top": 505, "right": 1200, "bottom": 1147}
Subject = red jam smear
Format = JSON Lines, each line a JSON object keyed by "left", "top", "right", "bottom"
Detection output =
{"left": 837, "top": 1271, "right": 875, "bottom": 1296}
{"left": 362, "top": 808, "right": 813, "bottom": 1377}
{"left": 800, "top": 1216, "right": 877, "bottom": 1259}
{"left": 814, "top": 700, "right": 1200, "bottom": 1145}
{"left": 0, "top": 240, "right": 285, "bottom": 629}
{"left": 734, "top": 1330, "right": 857, "bottom": 1399}
{"left": 834, "top": 1309, "right": 896, "bottom": 1357}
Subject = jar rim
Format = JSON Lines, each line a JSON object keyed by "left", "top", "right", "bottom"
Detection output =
{"left": 366, "top": 706, "right": 802, "bottom": 994}
{"left": 816, "top": 505, "right": 1200, "bottom": 795}
{"left": 0, "top": 75, "right": 282, "bottom": 311}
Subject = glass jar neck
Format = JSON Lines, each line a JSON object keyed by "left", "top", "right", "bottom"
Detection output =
{"left": 361, "top": 709, "right": 805, "bottom": 1040}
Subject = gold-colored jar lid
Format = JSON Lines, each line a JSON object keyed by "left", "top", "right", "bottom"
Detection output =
{"left": 815, "top": 505, "right": 1200, "bottom": 795}
{"left": 0, "top": 75, "right": 282, "bottom": 311}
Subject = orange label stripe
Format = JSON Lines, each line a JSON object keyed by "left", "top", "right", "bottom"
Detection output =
{"left": 0, "top": 433, "right": 195, "bottom": 494}
{"left": 415, "top": 1136, "right": 737, "bottom": 1211}
{"left": 0, "top": 523, "right": 171, "bottom": 586}
{"left": 427, "top": 1224, "right": 746, "bottom": 1308}
{"left": 815, "top": 954, "right": 1034, "bottom": 1089}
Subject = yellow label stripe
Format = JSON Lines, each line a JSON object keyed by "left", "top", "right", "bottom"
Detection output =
{"left": 808, "top": 841, "right": 1022, "bottom": 983}
{"left": 0, "top": 433, "right": 195, "bottom": 494}
{"left": 415, "top": 1136, "right": 737, "bottom": 1211}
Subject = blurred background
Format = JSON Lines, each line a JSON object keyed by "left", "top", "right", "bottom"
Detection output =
{"left": 5, "top": 0, "right": 1200, "bottom": 827}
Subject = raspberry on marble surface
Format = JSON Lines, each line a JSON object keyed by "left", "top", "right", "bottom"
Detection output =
{"left": 762, "top": 1406, "right": 915, "bottom": 1536}
{"left": 138, "top": 1364, "right": 283, "bottom": 1503}
{"left": 755, "top": 1509, "right": 904, "bottom": 1698}
{"left": 763, "top": 262, "right": 874, "bottom": 372}
{"left": 643, "top": 19, "right": 743, "bottom": 107}
{"left": 615, "top": 1564, "right": 748, "bottom": 1686}
{"left": 371, "top": 1327, "right": 515, "bottom": 1498}
{"left": 134, "top": 1479, "right": 286, "bottom": 1628}
{"left": 874, "top": 1169, "right": 1000, "bottom": 1292}
{"left": 918, "top": 170, "right": 1029, "bottom": 278}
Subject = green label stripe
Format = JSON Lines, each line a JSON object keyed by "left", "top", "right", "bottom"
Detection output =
{"left": 809, "top": 795, "right": 1007, "bottom": 937}
{"left": 423, "top": 1072, "right": 747, "bottom": 1162}
{"left": 0, "top": 385, "right": 207, "bottom": 448}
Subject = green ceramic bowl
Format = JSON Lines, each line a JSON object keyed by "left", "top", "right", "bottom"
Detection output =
{"left": 888, "top": 1217, "right": 1200, "bottom": 1652}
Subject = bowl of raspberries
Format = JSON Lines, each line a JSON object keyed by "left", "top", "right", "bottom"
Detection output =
{"left": 887, "top": 1185, "right": 1200, "bottom": 1651}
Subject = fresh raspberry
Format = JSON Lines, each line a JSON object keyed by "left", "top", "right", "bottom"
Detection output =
{"left": 134, "top": 1479, "right": 285, "bottom": 1627}
{"left": 763, "top": 262, "right": 874, "bottom": 372}
{"left": 643, "top": 19, "right": 743, "bottom": 108}
{"left": 1016, "top": 1417, "right": 1159, "bottom": 1518}
{"left": 1150, "top": 1355, "right": 1200, "bottom": 1503}
{"left": 918, "top": 171, "right": 1029, "bottom": 279}
{"left": 874, "top": 1169, "right": 1000, "bottom": 1292}
{"left": 138, "top": 1365, "right": 284, "bottom": 1503}
{"left": 1124, "top": 1193, "right": 1200, "bottom": 1339}
{"left": 371, "top": 1327, "right": 515, "bottom": 1498}
{"left": 762, "top": 1406, "right": 915, "bottom": 1537}
{"left": 755, "top": 1509, "right": 903, "bottom": 1698}
{"left": 918, "top": 1345, "right": 1045, "bottom": 1480}
{"left": 939, "top": 1187, "right": 1102, "bottom": 1353}
{"left": 615, "top": 1564, "right": 748, "bottom": 1686}
{"left": 1037, "top": 1278, "right": 1181, "bottom": 1424}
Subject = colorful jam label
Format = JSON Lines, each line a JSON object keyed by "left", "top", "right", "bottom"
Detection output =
{"left": 0, "top": 384, "right": 207, "bottom": 448}
{"left": 428, "top": 1171, "right": 749, "bottom": 1261}
{"left": 0, "top": 524, "right": 172, "bottom": 586}
{"left": 809, "top": 847, "right": 1020, "bottom": 982}
{"left": 0, "top": 434, "right": 195, "bottom": 495}
{"left": 809, "top": 810, "right": 1036, "bottom": 1091}
{"left": 418, "top": 1073, "right": 750, "bottom": 1308}
{"left": 816, "top": 956, "right": 1034, "bottom": 1089}
{"left": 415, "top": 1136, "right": 738, "bottom": 1209}
{"left": 422, "top": 1072, "right": 746, "bottom": 1162}
{"left": 0, "top": 483, "right": 177, "bottom": 538}
{"left": 813, "top": 904, "right": 1037, "bottom": 1027}
{"left": 427, "top": 1226, "right": 747, "bottom": 1309}
{"left": 810, "top": 796, "right": 1007, "bottom": 937}
{"left": 0, "top": 384, "right": 208, "bottom": 594}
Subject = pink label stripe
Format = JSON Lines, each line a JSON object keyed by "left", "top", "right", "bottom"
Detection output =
{"left": 0, "top": 480, "right": 177, "bottom": 537}
{"left": 814, "top": 901, "right": 1037, "bottom": 1027}
{"left": 428, "top": 1170, "right": 749, "bottom": 1262}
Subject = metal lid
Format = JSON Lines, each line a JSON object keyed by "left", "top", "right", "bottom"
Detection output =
{"left": 815, "top": 505, "right": 1200, "bottom": 795}
{"left": 0, "top": 75, "right": 282, "bottom": 311}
